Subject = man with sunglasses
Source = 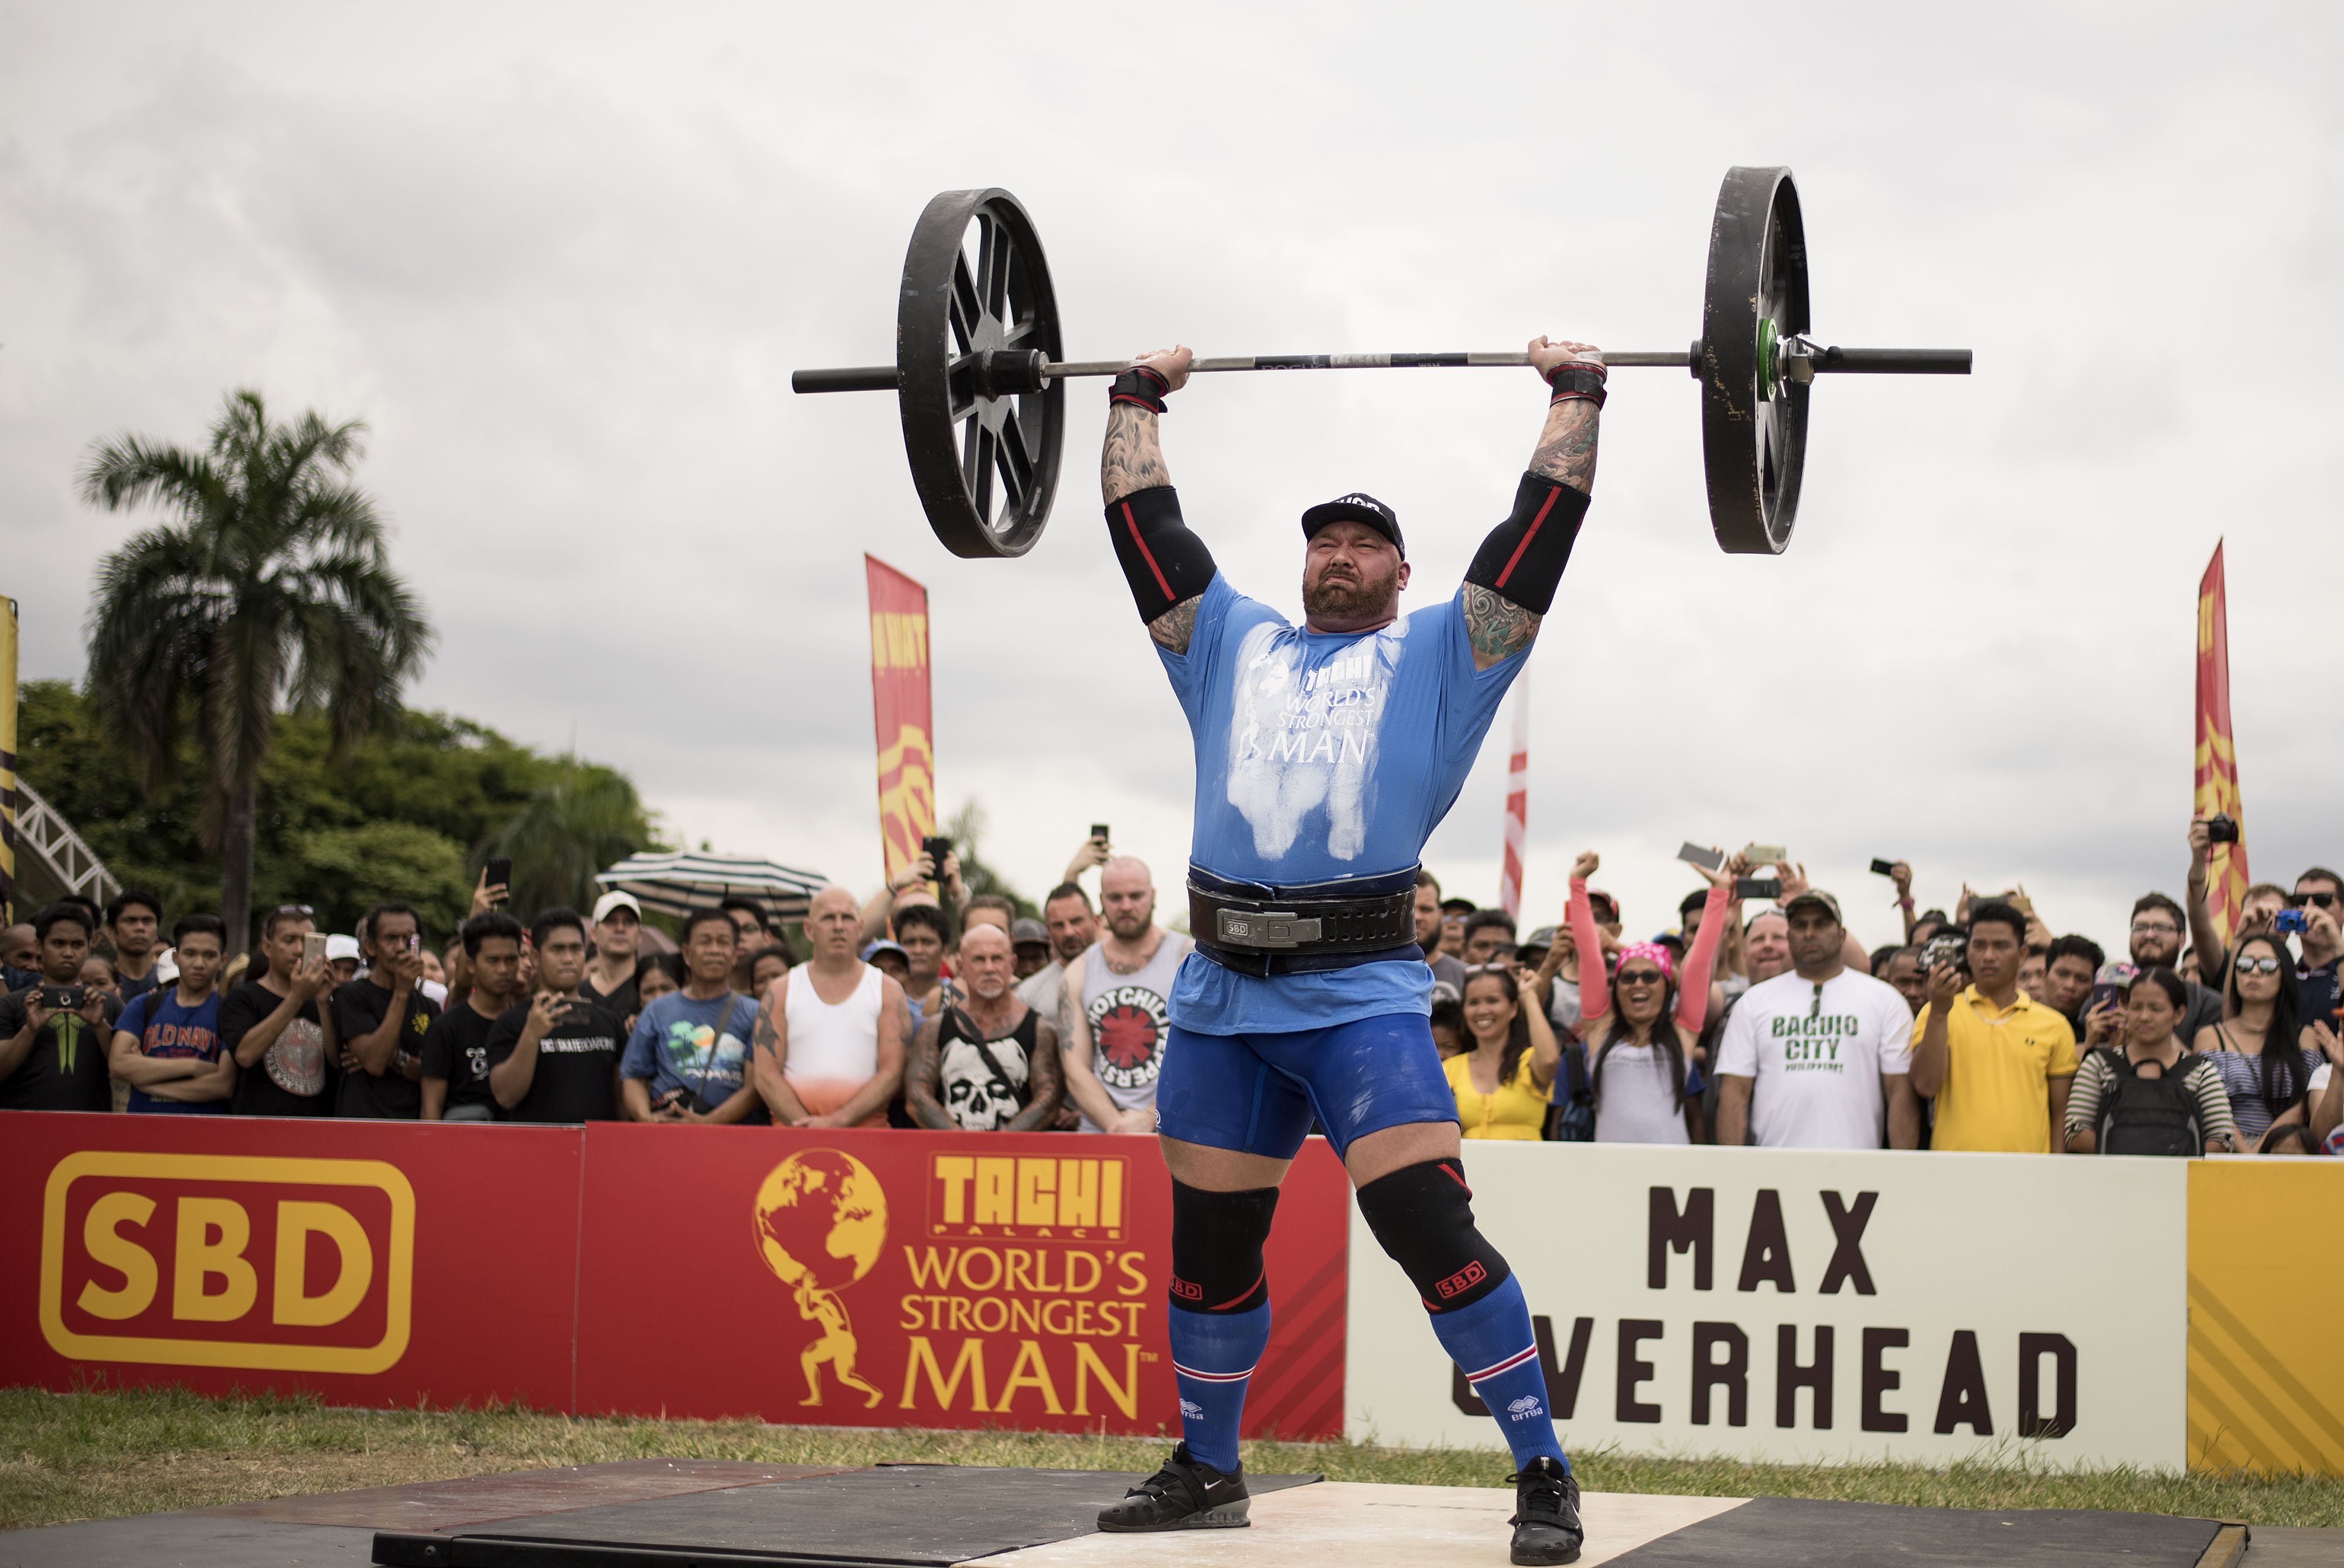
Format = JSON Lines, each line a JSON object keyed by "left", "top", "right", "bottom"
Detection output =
{"left": 2290, "top": 867, "right": 2343, "bottom": 1031}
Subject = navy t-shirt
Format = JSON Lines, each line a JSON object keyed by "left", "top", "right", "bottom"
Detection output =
{"left": 1155, "top": 569, "right": 1528, "bottom": 1034}
{"left": 115, "top": 987, "right": 227, "bottom": 1114}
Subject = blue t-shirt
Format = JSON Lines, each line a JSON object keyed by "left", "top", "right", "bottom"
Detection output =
{"left": 621, "top": 990, "right": 758, "bottom": 1104}
{"left": 115, "top": 987, "right": 226, "bottom": 1114}
{"left": 1157, "top": 572, "right": 1528, "bottom": 1034}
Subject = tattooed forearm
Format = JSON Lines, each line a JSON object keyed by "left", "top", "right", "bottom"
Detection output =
{"left": 1529, "top": 398, "right": 1599, "bottom": 490}
{"left": 1101, "top": 403, "right": 1172, "bottom": 503}
{"left": 1463, "top": 584, "right": 1542, "bottom": 670}
{"left": 1148, "top": 595, "right": 1200, "bottom": 655}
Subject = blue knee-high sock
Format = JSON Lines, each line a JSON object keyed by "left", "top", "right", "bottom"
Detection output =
{"left": 1164, "top": 1300, "right": 1269, "bottom": 1474}
{"left": 1426, "top": 1275, "right": 1569, "bottom": 1472}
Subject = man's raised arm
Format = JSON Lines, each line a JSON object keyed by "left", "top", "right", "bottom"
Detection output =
{"left": 1460, "top": 336, "right": 1603, "bottom": 670}
{"left": 1101, "top": 346, "right": 1213, "bottom": 656}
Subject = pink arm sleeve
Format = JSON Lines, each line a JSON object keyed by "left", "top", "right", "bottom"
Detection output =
{"left": 1568, "top": 878, "right": 1609, "bottom": 1022}
{"left": 1674, "top": 882, "right": 1732, "bottom": 1032}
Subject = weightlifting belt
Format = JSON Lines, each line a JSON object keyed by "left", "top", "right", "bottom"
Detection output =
{"left": 1189, "top": 864, "right": 1424, "bottom": 978}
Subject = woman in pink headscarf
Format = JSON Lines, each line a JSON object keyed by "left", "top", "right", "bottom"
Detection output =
{"left": 1566, "top": 849, "right": 1737, "bottom": 1144}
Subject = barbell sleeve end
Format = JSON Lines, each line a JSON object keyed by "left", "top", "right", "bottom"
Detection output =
{"left": 791, "top": 366, "right": 899, "bottom": 394}
{"left": 1808, "top": 347, "right": 1972, "bottom": 374}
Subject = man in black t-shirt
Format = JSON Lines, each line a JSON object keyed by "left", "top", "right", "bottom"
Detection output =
{"left": 330, "top": 902, "right": 440, "bottom": 1119}
{"left": 487, "top": 906, "right": 624, "bottom": 1123}
{"left": 581, "top": 892, "right": 643, "bottom": 1023}
{"left": 223, "top": 906, "right": 338, "bottom": 1116}
{"left": 0, "top": 904, "right": 122, "bottom": 1111}
{"left": 424, "top": 911, "right": 525, "bottom": 1122}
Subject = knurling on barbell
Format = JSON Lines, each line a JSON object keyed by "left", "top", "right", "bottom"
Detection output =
{"left": 792, "top": 167, "right": 1971, "bottom": 560}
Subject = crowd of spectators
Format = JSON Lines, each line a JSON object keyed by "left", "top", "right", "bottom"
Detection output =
{"left": 3, "top": 821, "right": 2337, "bottom": 1158}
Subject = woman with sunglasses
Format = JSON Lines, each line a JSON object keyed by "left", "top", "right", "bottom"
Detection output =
{"left": 2193, "top": 932, "right": 2322, "bottom": 1150}
{"left": 2065, "top": 967, "right": 2234, "bottom": 1154}
{"left": 1566, "top": 850, "right": 1734, "bottom": 1144}
{"left": 1447, "top": 963, "right": 1562, "bottom": 1139}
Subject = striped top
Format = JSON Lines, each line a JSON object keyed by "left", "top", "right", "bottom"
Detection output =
{"left": 2198, "top": 1034, "right": 2323, "bottom": 1144}
{"left": 2063, "top": 1049, "right": 2235, "bottom": 1152}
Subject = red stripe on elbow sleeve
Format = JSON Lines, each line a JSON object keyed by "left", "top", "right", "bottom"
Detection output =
{"left": 1123, "top": 500, "right": 1175, "bottom": 600}
{"left": 1493, "top": 488, "right": 1561, "bottom": 589}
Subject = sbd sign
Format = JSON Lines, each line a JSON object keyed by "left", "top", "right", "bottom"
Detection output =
{"left": 39, "top": 1151, "right": 414, "bottom": 1374}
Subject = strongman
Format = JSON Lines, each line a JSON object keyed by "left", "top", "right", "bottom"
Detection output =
{"left": 1092, "top": 339, "right": 1603, "bottom": 1564}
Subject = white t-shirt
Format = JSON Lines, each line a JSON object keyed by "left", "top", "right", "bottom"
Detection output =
{"left": 1715, "top": 968, "right": 1915, "bottom": 1149}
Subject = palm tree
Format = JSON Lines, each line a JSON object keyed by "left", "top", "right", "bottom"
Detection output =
{"left": 487, "top": 765, "right": 660, "bottom": 918}
{"left": 81, "top": 390, "right": 434, "bottom": 953}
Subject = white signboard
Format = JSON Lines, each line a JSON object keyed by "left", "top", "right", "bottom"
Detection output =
{"left": 1345, "top": 1142, "right": 2187, "bottom": 1468}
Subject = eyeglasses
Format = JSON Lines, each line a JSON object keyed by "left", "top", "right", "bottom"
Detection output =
{"left": 2234, "top": 955, "right": 2283, "bottom": 976}
{"left": 2130, "top": 921, "right": 2179, "bottom": 935}
{"left": 2286, "top": 891, "right": 2338, "bottom": 909}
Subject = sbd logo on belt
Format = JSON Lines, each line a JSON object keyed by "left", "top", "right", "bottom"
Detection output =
{"left": 38, "top": 1151, "right": 415, "bottom": 1374}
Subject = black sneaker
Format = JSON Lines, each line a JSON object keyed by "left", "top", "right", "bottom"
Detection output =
{"left": 1096, "top": 1443, "right": 1252, "bottom": 1532}
{"left": 1508, "top": 1455, "right": 1583, "bottom": 1565}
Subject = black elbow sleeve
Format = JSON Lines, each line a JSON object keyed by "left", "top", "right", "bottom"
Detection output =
{"left": 1464, "top": 472, "right": 1590, "bottom": 615}
{"left": 1105, "top": 485, "right": 1217, "bottom": 623}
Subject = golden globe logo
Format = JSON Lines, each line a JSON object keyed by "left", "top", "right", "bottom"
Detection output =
{"left": 752, "top": 1150, "right": 888, "bottom": 1409}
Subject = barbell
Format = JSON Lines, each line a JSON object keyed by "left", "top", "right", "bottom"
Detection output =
{"left": 792, "top": 166, "right": 1970, "bottom": 559}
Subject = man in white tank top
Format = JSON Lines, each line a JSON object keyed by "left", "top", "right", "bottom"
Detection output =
{"left": 751, "top": 886, "right": 907, "bottom": 1129}
{"left": 1062, "top": 857, "right": 1193, "bottom": 1134}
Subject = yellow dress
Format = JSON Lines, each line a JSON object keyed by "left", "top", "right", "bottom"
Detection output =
{"left": 1445, "top": 1048, "right": 1552, "bottom": 1140}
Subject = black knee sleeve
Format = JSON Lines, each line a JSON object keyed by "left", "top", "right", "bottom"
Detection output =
{"left": 1354, "top": 1158, "right": 1511, "bottom": 1312}
{"left": 1464, "top": 472, "right": 1590, "bottom": 616}
{"left": 1106, "top": 486, "right": 1218, "bottom": 624}
{"left": 1169, "top": 1180, "right": 1278, "bottom": 1314}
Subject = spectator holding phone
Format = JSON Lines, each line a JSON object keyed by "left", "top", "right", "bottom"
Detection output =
{"left": 421, "top": 911, "right": 524, "bottom": 1122}
{"left": 1447, "top": 963, "right": 1561, "bottom": 1140}
{"left": 0, "top": 902, "right": 124, "bottom": 1110}
{"left": 1568, "top": 850, "right": 1728, "bottom": 1144}
{"left": 109, "top": 913, "right": 233, "bottom": 1113}
{"left": 2066, "top": 967, "right": 2234, "bottom": 1155}
{"left": 331, "top": 902, "right": 440, "bottom": 1119}
{"left": 2193, "top": 930, "right": 2322, "bottom": 1150}
{"left": 488, "top": 908, "right": 626, "bottom": 1122}
{"left": 859, "top": 846, "right": 966, "bottom": 945}
{"left": 582, "top": 891, "right": 645, "bottom": 1021}
{"left": 1715, "top": 890, "right": 1920, "bottom": 1150}
{"left": 752, "top": 886, "right": 906, "bottom": 1129}
{"left": 102, "top": 889, "right": 165, "bottom": 1002}
{"left": 1910, "top": 899, "right": 2077, "bottom": 1153}
{"left": 222, "top": 906, "right": 335, "bottom": 1116}
{"left": 625, "top": 908, "right": 765, "bottom": 1123}
{"left": 893, "top": 903, "right": 953, "bottom": 1024}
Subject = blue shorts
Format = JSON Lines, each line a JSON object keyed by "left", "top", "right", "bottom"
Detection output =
{"left": 1155, "top": 1011, "right": 1459, "bottom": 1160}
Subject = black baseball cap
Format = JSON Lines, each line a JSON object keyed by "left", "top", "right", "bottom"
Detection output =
{"left": 1300, "top": 492, "right": 1405, "bottom": 558}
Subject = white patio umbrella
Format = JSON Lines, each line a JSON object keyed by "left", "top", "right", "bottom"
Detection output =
{"left": 594, "top": 851, "right": 831, "bottom": 922}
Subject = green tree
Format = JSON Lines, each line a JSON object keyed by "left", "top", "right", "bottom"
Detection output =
{"left": 942, "top": 800, "right": 1035, "bottom": 919}
{"left": 488, "top": 765, "right": 660, "bottom": 918}
{"left": 80, "top": 391, "right": 434, "bottom": 952}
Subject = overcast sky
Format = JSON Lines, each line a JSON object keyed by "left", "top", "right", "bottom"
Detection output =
{"left": 5, "top": 2, "right": 2338, "bottom": 952}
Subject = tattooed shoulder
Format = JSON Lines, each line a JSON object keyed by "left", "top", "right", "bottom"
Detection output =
{"left": 1149, "top": 595, "right": 1200, "bottom": 654}
{"left": 1463, "top": 584, "right": 1541, "bottom": 669}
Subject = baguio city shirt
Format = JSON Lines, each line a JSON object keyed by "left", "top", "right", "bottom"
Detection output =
{"left": 1912, "top": 985, "right": 2079, "bottom": 1153}
{"left": 114, "top": 986, "right": 226, "bottom": 1114}
{"left": 1715, "top": 969, "right": 1916, "bottom": 1148}
{"left": 1155, "top": 571, "right": 1529, "bottom": 1035}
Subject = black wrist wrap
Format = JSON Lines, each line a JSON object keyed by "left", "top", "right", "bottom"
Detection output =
{"left": 1464, "top": 472, "right": 1591, "bottom": 616}
{"left": 1545, "top": 363, "right": 1607, "bottom": 407}
{"left": 1105, "top": 485, "right": 1217, "bottom": 624}
{"left": 1109, "top": 366, "right": 1170, "bottom": 413}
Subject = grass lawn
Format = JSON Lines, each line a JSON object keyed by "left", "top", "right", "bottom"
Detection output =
{"left": 4, "top": 1385, "right": 2340, "bottom": 1532}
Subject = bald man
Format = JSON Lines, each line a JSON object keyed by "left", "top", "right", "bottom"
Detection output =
{"left": 1061, "top": 857, "right": 1193, "bottom": 1135}
{"left": 905, "top": 924, "right": 1062, "bottom": 1132}
{"left": 751, "top": 886, "right": 907, "bottom": 1129}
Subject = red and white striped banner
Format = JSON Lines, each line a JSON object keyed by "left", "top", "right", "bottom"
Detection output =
{"left": 1498, "top": 670, "right": 1530, "bottom": 921}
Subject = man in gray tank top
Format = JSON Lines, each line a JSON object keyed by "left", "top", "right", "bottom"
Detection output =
{"left": 1061, "top": 857, "right": 1192, "bottom": 1134}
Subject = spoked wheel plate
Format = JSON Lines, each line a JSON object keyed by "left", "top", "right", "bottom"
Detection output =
{"left": 897, "top": 189, "right": 1066, "bottom": 558}
{"left": 1698, "top": 166, "right": 1811, "bottom": 554}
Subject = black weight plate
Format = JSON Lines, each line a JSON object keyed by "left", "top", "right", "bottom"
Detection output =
{"left": 1698, "top": 166, "right": 1810, "bottom": 554}
{"left": 897, "top": 189, "right": 1065, "bottom": 558}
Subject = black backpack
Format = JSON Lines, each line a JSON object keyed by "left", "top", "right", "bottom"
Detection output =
{"left": 2091, "top": 1046, "right": 2202, "bottom": 1157}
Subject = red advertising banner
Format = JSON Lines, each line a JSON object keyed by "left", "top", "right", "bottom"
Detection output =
{"left": 574, "top": 1124, "right": 1347, "bottom": 1439}
{"left": 0, "top": 1113, "right": 581, "bottom": 1410}
{"left": 867, "top": 555, "right": 935, "bottom": 885}
{"left": 2193, "top": 542, "right": 2250, "bottom": 946}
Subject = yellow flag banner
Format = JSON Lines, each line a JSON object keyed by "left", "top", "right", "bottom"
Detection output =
{"left": 866, "top": 556, "right": 935, "bottom": 885}
{"left": 2193, "top": 542, "right": 2248, "bottom": 946}
{"left": 1, "top": 595, "right": 17, "bottom": 922}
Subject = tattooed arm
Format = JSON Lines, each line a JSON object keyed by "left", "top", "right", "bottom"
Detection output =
{"left": 1461, "top": 337, "right": 1603, "bottom": 670}
{"left": 1102, "top": 347, "right": 1210, "bottom": 654}
{"left": 902, "top": 1015, "right": 952, "bottom": 1130}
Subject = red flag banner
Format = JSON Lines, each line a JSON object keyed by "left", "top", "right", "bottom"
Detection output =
{"left": 867, "top": 557, "right": 935, "bottom": 885}
{"left": 2193, "top": 541, "right": 2249, "bottom": 946}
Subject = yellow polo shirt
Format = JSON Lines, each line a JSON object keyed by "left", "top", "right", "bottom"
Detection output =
{"left": 1912, "top": 985, "right": 2078, "bottom": 1153}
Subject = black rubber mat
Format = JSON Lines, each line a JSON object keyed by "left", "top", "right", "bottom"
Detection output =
{"left": 372, "top": 1464, "right": 1321, "bottom": 1567}
{"left": 1608, "top": 1495, "right": 2223, "bottom": 1567}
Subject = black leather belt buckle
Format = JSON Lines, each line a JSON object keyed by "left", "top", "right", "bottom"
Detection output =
{"left": 1214, "top": 908, "right": 1323, "bottom": 950}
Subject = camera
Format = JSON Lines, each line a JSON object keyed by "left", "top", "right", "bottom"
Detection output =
{"left": 1920, "top": 933, "right": 1968, "bottom": 974}
{"left": 2274, "top": 908, "right": 2309, "bottom": 936}
{"left": 37, "top": 984, "right": 87, "bottom": 1012}
{"left": 2205, "top": 813, "right": 2239, "bottom": 846}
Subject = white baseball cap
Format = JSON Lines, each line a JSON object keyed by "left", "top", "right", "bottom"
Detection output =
{"left": 325, "top": 934, "right": 362, "bottom": 962}
{"left": 592, "top": 890, "right": 645, "bottom": 925}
